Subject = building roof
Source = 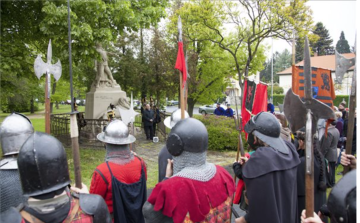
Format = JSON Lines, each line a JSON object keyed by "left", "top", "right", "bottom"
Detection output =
{"left": 277, "top": 53, "right": 355, "bottom": 75}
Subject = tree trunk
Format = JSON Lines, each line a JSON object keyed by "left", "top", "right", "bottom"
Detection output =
{"left": 50, "top": 82, "right": 57, "bottom": 113}
{"left": 56, "top": 101, "right": 59, "bottom": 109}
{"left": 30, "top": 98, "right": 34, "bottom": 114}
{"left": 187, "top": 97, "right": 196, "bottom": 117}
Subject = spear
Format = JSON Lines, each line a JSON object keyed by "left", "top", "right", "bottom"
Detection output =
{"left": 67, "top": 0, "right": 82, "bottom": 188}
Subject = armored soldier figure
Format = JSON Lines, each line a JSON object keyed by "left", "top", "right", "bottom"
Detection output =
{"left": 143, "top": 118, "right": 235, "bottom": 223}
{"left": 0, "top": 132, "right": 111, "bottom": 223}
{"left": 0, "top": 113, "right": 34, "bottom": 213}
{"left": 90, "top": 119, "right": 147, "bottom": 223}
{"left": 236, "top": 112, "right": 301, "bottom": 223}
{"left": 158, "top": 109, "right": 189, "bottom": 182}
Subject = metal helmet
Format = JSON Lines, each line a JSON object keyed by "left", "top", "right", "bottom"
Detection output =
{"left": 164, "top": 109, "right": 189, "bottom": 129}
{"left": 97, "top": 119, "right": 136, "bottom": 145}
{"left": 244, "top": 112, "right": 289, "bottom": 154}
{"left": 17, "top": 132, "right": 71, "bottom": 197}
{"left": 327, "top": 169, "right": 356, "bottom": 223}
{"left": 166, "top": 118, "right": 208, "bottom": 156}
{"left": 0, "top": 113, "right": 34, "bottom": 156}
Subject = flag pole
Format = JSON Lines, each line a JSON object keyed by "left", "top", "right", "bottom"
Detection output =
{"left": 180, "top": 73, "right": 185, "bottom": 119}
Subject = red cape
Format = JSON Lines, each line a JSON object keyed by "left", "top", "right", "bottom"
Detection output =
{"left": 148, "top": 165, "right": 235, "bottom": 223}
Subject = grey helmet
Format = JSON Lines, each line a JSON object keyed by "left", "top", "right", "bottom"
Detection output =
{"left": 244, "top": 112, "right": 289, "bottom": 154}
{"left": 97, "top": 119, "right": 136, "bottom": 145}
{"left": 164, "top": 109, "right": 189, "bottom": 129}
{"left": 0, "top": 113, "right": 34, "bottom": 156}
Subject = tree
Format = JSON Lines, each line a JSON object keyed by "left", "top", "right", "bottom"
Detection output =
{"left": 260, "top": 49, "right": 291, "bottom": 83}
{"left": 171, "top": 0, "right": 314, "bottom": 108}
{"left": 310, "top": 22, "right": 334, "bottom": 56}
{"left": 336, "top": 31, "right": 351, "bottom": 54}
{"left": 1, "top": 0, "right": 168, "bottom": 112}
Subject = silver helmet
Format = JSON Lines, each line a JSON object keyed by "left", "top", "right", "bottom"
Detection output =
{"left": 97, "top": 119, "right": 136, "bottom": 145}
{"left": 0, "top": 113, "right": 34, "bottom": 156}
{"left": 164, "top": 109, "right": 189, "bottom": 129}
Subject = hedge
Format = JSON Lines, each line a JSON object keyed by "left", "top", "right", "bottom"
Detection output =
{"left": 272, "top": 94, "right": 349, "bottom": 108}
{"left": 194, "top": 114, "right": 248, "bottom": 151}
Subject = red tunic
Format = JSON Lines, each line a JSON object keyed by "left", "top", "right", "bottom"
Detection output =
{"left": 90, "top": 157, "right": 147, "bottom": 214}
{"left": 148, "top": 165, "right": 235, "bottom": 223}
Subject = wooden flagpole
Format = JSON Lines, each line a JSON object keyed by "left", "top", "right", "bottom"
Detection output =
{"left": 180, "top": 73, "right": 185, "bottom": 119}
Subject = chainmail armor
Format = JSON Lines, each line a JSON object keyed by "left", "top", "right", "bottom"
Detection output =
{"left": 105, "top": 144, "right": 134, "bottom": 165}
{"left": 172, "top": 151, "right": 216, "bottom": 182}
{"left": 0, "top": 168, "right": 26, "bottom": 213}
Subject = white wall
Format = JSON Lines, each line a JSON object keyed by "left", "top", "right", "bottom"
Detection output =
{"left": 279, "top": 75, "right": 292, "bottom": 94}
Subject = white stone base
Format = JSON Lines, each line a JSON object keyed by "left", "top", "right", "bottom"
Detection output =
{"left": 85, "top": 87, "right": 127, "bottom": 119}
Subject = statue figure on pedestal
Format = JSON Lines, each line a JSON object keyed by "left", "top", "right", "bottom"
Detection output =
{"left": 94, "top": 43, "right": 119, "bottom": 89}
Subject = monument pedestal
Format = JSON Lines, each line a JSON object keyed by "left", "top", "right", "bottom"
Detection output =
{"left": 85, "top": 86, "right": 127, "bottom": 119}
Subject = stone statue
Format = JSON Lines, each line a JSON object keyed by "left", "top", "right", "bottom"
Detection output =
{"left": 94, "top": 43, "right": 119, "bottom": 88}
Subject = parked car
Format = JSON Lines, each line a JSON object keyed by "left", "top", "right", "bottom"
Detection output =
{"left": 167, "top": 100, "right": 179, "bottom": 106}
{"left": 198, "top": 104, "right": 227, "bottom": 115}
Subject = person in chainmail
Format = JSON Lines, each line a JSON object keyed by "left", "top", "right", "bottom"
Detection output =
{"left": 90, "top": 119, "right": 147, "bottom": 223}
{"left": 143, "top": 118, "right": 235, "bottom": 223}
{"left": 158, "top": 109, "right": 189, "bottom": 182}
{"left": 0, "top": 113, "right": 34, "bottom": 213}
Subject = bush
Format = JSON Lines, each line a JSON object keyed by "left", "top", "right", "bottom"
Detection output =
{"left": 194, "top": 115, "right": 248, "bottom": 151}
{"left": 1, "top": 96, "right": 39, "bottom": 113}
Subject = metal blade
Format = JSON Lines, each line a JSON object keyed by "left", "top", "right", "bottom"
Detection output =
{"left": 34, "top": 56, "right": 47, "bottom": 79}
{"left": 51, "top": 60, "right": 62, "bottom": 81}
{"left": 177, "top": 16, "right": 182, "bottom": 42}
{"left": 335, "top": 50, "right": 355, "bottom": 84}
{"left": 303, "top": 37, "right": 312, "bottom": 101}
{"left": 284, "top": 88, "right": 307, "bottom": 133}
{"left": 47, "top": 39, "right": 52, "bottom": 64}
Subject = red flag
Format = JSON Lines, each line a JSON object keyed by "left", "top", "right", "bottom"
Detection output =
{"left": 175, "top": 42, "right": 187, "bottom": 88}
{"left": 241, "top": 80, "right": 268, "bottom": 137}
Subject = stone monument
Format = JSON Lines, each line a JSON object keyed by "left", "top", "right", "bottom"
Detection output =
{"left": 85, "top": 43, "right": 128, "bottom": 119}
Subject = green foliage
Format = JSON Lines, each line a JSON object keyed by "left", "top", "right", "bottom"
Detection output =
{"left": 336, "top": 31, "right": 351, "bottom": 54}
{"left": 267, "top": 84, "right": 284, "bottom": 96}
{"left": 194, "top": 115, "right": 248, "bottom": 151}
{"left": 310, "top": 22, "right": 334, "bottom": 56}
{"left": 260, "top": 49, "right": 292, "bottom": 83}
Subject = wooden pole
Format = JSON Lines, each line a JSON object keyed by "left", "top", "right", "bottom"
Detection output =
{"left": 180, "top": 72, "right": 185, "bottom": 119}
{"left": 343, "top": 96, "right": 356, "bottom": 174}
{"left": 45, "top": 73, "right": 51, "bottom": 134}
{"left": 70, "top": 114, "right": 82, "bottom": 188}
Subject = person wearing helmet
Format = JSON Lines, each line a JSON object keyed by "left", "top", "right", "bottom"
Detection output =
{"left": 0, "top": 113, "right": 34, "bottom": 213}
{"left": 301, "top": 169, "right": 356, "bottom": 223}
{"left": 90, "top": 119, "right": 147, "bottom": 223}
{"left": 158, "top": 109, "right": 189, "bottom": 182}
{"left": 0, "top": 132, "right": 111, "bottom": 223}
{"left": 224, "top": 104, "right": 234, "bottom": 118}
{"left": 235, "top": 112, "right": 300, "bottom": 223}
{"left": 214, "top": 103, "right": 225, "bottom": 116}
{"left": 143, "top": 118, "right": 235, "bottom": 223}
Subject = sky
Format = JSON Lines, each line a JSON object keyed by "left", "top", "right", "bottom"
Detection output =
{"left": 265, "top": 0, "right": 357, "bottom": 58}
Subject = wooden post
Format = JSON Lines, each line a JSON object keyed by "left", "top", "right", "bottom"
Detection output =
{"left": 180, "top": 72, "right": 185, "bottom": 119}
{"left": 70, "top": 114, "right": 82, "bottom": 188}
{"left": 45, "top": 73, "right": 51, "bottom": 134}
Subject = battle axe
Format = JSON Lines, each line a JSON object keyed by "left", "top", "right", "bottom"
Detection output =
{"left": 284, "top": 37, "right": 335, "bottom": 217}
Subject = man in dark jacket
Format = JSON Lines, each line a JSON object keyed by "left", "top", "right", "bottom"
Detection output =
{"left": 320, "top": 121, "right": 340, "bottom": 187}
{"left": 214, "top": 103, "right": 225, "bottom": 116}
{"left": 235, "top": 112, "right": 300, "bottom": 223}
{"left": 143, "top": 104, "right": 154, "bottom": 140}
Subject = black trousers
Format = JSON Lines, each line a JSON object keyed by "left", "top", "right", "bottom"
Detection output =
{"left": 145, "top": 125, "right": 154, "bottom": 140}
{"left": 329, "top": 161, "right": 336, "bottom": 187}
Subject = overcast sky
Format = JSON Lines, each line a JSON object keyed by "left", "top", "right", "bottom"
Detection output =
{"left": 265, "top": 0, "right": 357, "bottom": 59}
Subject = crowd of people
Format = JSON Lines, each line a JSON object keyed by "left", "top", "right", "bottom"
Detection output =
{"left": 0, "top": 100, "right": 356, "bottom": 223}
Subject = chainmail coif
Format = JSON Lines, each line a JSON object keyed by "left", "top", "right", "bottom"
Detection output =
{"left": 105, "top": 144, "right": 134, "bottom": 165}
{"left": 172, "top": 151, "right": 216, "bottom": 182}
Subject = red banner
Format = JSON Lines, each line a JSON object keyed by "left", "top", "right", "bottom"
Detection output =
{"left": 175, "top": 42, "right": 187, "bottom": 88}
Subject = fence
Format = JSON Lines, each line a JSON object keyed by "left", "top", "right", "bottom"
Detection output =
{"left": 51, "top": 111, "right": 169, "bottom": 148}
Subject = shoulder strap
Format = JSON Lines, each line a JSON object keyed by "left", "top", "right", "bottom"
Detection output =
{"left": 63, "top": 198, "right": 80, "bottom": 223}
{"left": 95, "top": 168, "right": 109, "bottom": 186}
{"left": 134, "top": 155, "right": 145, "bottom": 175}
{"left": 105, "top": 161, "right": 114, "bottom": 177}
{"left": 20, "top": 210, "right": 44, "bottom": 223}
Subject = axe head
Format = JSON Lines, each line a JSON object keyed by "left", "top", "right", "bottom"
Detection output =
{"left": 284, "top": 89, "right": 335, "bottom": 135}
{"left": 335, "top": 50, "right": 355, "bottom": 85}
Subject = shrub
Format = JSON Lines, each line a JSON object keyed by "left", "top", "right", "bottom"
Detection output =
{"left": 194, "top": 114, "right": 248, "bottom": 151}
